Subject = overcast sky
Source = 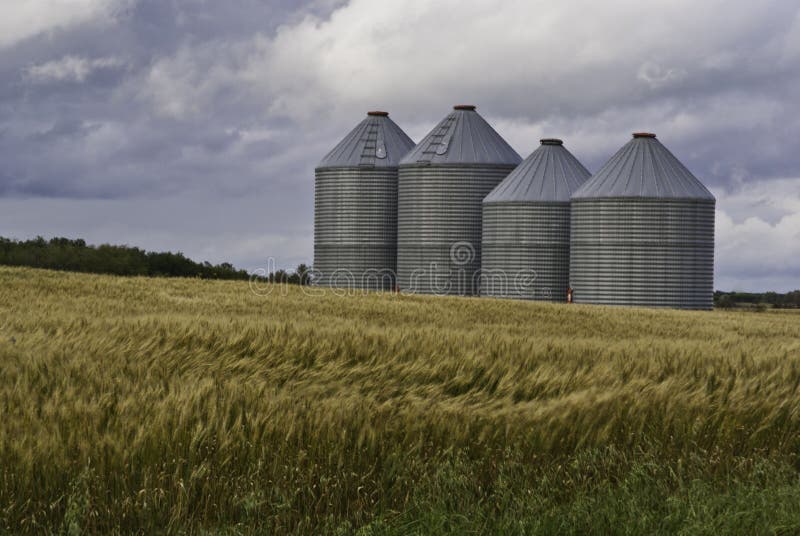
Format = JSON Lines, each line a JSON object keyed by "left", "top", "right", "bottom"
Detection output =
{"left": 1, "top": 0, "right": 799, "bottom": 291}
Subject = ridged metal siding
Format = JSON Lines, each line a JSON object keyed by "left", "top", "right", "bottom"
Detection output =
{"left": 482, "top": 202, "right": 571, "bottom": 301}
{"left": 572, "top": 134, "right": 715, "bottom": 201}
{"left": 397, "top": 106, "right": 521, "bottom": 296}
{"left": 314, "top": 168, "right": 399, "bottom": 290}
{"left": 484, "top": 139, "right": 591, "bottom": 203}
{"left": 314, "top": 112, "right": 415, "bottom": 290}
{"left": 317, "top": 112, "right": 414, "bottom": 168}
{"left": 397, "top": 166, "right": 515, "bottom": 295}
{"left": 570, "top": 199, "right": 715, "bottom": 309}
{"left": 399, "top": 106, "right": 522, "bottom": 166}
{"left": 481, "top": 139, "right": 590, "bottom": 302}
{"left": 569, "top": 134, "right": 716, "bottom": 310}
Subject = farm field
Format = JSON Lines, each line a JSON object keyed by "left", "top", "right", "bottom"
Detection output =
{"left": 2, "top": 266, "right": 800, "bottom": 534}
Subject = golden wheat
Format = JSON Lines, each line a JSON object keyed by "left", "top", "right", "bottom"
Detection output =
{"left": 1, "top": 266, "right": 799, "bottom": 533}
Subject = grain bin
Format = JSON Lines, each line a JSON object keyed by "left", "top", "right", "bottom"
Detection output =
{"left": 569, "top": 133, "right": 716, "bottom": 309}
{"left": 481, "top": 139, "right": 590, "bottom": 301}
{"left": 397, "top": 105, "right": 521, "bottom": 296}
{"left": 314, "top": 111, "right": 415, "bottom": 290}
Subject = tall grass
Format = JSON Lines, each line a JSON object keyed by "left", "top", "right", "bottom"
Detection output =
{"left": 1, "top": 266, "right": 800, "bottom": 534}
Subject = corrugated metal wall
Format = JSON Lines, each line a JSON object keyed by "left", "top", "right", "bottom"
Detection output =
{"left": 569, "top": 199, "right": 716, "bottom": 309}
{"left": 396, "top": 105, "right": 520, "bottom": 296}
{"left": 314, "top": 118, "right": 717, "bottom": 310}
{"left": 314, "top": 167, "right": 399, "bottom": 290}
{"left": 313, "top": 112, "right": 414, "bottom": 291}
{"left": 481, "top": 202, "right": 571, "bottom": 301}
{"left": 480, "top": 139, "right": 590, "bottom": 302}
{"left": 397, "top": 165, "right": 514, "bottom": 295}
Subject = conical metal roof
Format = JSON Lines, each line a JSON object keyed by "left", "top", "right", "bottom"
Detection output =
{"left": 484, "top": 139, "right": 590, "bottom": 203}
{"left": 317, "top": 111, "right": 415, "bottom": 169}
{"left": 399, "top": 105, "right": 522, "bottom": 166}
{"left": 572, "top": 133, "right": 715, "bottom": 200}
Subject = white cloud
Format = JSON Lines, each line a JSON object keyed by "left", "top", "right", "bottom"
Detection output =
{"left": 780, "top": 10, "right": 800, "bottom": 63}
{"left": 636, "top": 61, "right": 688, "bottom": 90}
{"left": 0, "top": 0, "right": 118, "bottom": 49}
{"left": 25, "top": 55, "right": 124, "bottom": 83}
{"left": 138, "top": 51, "right": 203, "bottom": 118}
{"left": 232, "top": 0, "right": 795, "bottom": 120}
{"left": 131, "top": 0, "right": 800, "bottom": 163}
{"left": 714, "top": 179, "right": 800, "bottom": 291}
{"left": 136, "top": 43, "right": 246, "bottom": 119}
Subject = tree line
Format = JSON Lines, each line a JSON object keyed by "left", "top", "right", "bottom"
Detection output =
{"left": 714, "top": 290, "right": 800, "bottom": 309}
{"left": 0, "top": 236, "right": 309, "bottom": 284}
{"left": 2, "top": 237, "right": 793, "bottom": 300}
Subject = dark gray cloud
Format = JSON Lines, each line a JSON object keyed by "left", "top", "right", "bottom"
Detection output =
{"left": 0, "top": 0, "right": 798, "bottom": 291}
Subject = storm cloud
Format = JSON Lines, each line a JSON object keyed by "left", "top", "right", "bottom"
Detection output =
{"left": 0, "top": 0, "right": 799, "bottom": 291}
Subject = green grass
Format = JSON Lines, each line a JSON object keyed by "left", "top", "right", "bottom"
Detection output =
{"left": 1, "top": 266, "right": 800, "bottom": 534}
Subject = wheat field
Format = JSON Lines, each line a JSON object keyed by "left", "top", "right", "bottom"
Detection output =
{"left": 1, "top": 266, "right": 800, "bottom": 534}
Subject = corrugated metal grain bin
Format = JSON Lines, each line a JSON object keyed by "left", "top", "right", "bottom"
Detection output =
{"left": 314, "top": 111, "right": 415, "bottom": 290}
{"left": 481, "top": 139, "right": 590, "bottom": 301}
{"left": 397, "top": 105, "right": 521, "bottom": 295}
{"left": 569, "top": 133, "right": 716, "bottom": 309}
